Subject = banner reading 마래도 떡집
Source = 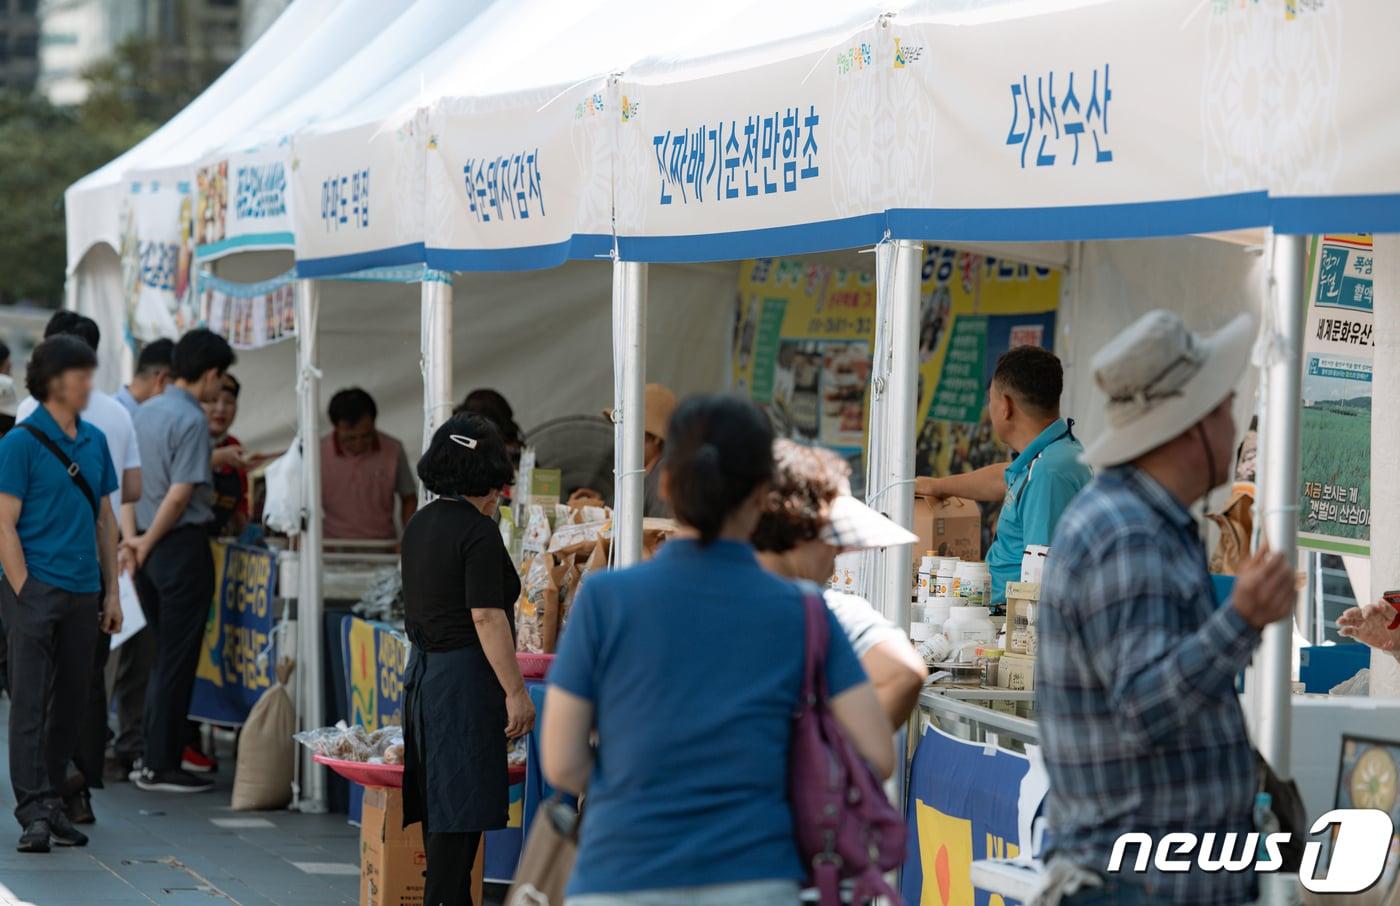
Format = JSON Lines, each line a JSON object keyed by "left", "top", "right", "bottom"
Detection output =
{"left": 1299, "top": 234, "right": 1374, "bottom": 556}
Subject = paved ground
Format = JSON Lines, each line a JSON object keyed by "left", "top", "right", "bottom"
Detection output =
{"left": 0, "top": 701, "right": 361, "bottom": 906}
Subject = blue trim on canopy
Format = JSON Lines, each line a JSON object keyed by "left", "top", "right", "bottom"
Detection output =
{"left": 195, "top": 232, "right": 295, "bottom": 260}
{"left": 294, "top": 242, "right": 426, "bottom": 278}
{"left": 615, "top": 213, "right": 887, "bottom": 263}
{"left": 424, "top": 233, "right": 613, "bottom": 272}
{"left": 1271, "top": 193, "right": 1400, "bottom": 235}
{"left": 886, "top": 192, "right": 1270, "bottom": 242}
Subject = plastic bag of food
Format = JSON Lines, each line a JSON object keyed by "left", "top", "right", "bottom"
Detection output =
{"left": 515, "top": 553, "right": 555, "bottom": 653}
{"left": 544, "top": 557, "right": 576, "bottom": 653}
{"left": 521, "top": 505, "right": 552, "bottom": 557}
{"left": 292, "top": 721, "right": 374, "bottom": 762}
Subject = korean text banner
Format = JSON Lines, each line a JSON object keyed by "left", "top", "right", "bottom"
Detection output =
{"left": 902, "top": 726, "right": 1046, "bottom": 906}
{"left": 190, "top": 543, "right": 279, "bottom": 726}
{"left": 1299, "top": 234, "right": 1373, "bottom": 556}
{"left": 614, "top": 20, "right": 889, "bottom": 263}
{"left": 424, "top": 82, "right": 612, "bottom": 272}
{"left": 886, "top": 0, "right": 1271, "bottom": 242}
{"left": 195, "top": 143, "right": 294, "bottom": 260}
{"left": 121, "top": 166, "right": 198, "bottom": 342}
{"left": 292, "top": 115, "right": 427, "bottom": 277}
{"left": 201, "top": 270, "right": 297, "bottom": 350}
{"left": 341, "top": 615, "right": 409, "bottom": 732}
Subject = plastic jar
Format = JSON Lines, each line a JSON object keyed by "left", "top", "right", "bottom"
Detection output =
{"left": 935, "top": 557, "right": 960, "bottom": 597}
{"left": 909, "top": 621, "right": 932, "bottom": 643}
{"left": 924, "top": 596, "right": 954, "bottom": 634}
{"left": 945, "top": 605, "right": 995, "bottom": 662}
{"left": 955, "top": 561, "right": 992, "bottom": 608}
{"left": 977, "top": 646, "right": 1005, "bottom": 686}
{"left": 916, "top": 553, "right": 937, "bottom": 603}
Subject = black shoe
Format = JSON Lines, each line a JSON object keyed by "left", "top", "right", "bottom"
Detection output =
{"left": 132, "top": 767, "right": 213, "bottom": 794}
{"left": 64, "top": 791, "right": 95, "bottom": 825}
{"left": 17, "top": 820, "right": 50, "bottom": 853}
{"left": 47, "top": 809, "right": 88, "bottom": 847}
{"left": 104, "top": 754, "right": 135, "bottom": 784}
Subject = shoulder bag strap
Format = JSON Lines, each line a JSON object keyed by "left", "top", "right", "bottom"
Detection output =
{"left": 19, "top": 424, "right": 99, "bottom": 519}
{"left": 798, "top": 582, "right": 829, "bottom": 704}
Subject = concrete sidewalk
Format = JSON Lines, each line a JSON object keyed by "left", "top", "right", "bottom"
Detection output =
{"left": 0, "top": 701, "right": 359, "bottom": 906}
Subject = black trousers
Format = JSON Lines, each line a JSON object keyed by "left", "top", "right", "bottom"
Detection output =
{"left": 73, "top": 622, "right": 111, "bottom": 790}
{"left": 136, "top": 526, "right": 213, "bottom": 774}
{"left": 0, "top": 577, "right": 98, "bottom": 826}
{"left": 424, "top": 831, "right": 481, "bottom": 906}
{"left": 109, "top": 626, "right": 154, "bottom": 763}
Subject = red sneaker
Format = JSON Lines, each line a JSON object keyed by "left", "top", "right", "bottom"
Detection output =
{"left": 181, "top": 745, "right": 217, "bottom": 774}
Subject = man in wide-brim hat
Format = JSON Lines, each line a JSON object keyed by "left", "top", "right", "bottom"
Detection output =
{"left": 1034, "top": 310, "right": 1296, "bottom": 905}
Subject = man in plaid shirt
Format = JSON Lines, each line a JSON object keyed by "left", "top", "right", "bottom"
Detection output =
{"left": 1036, "top": 311, "right": 1295, "bottom": 905}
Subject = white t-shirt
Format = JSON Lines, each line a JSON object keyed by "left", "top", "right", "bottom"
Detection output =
{"left": 17, "top": 391, "right": 141, "bottom": 515}
{"left": 824, "top": 589, "right": 908, "bottom": 658}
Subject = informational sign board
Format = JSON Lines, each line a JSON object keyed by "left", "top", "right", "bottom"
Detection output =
{"left": 1299, "top": 233, "right": 1374, "bottom": 556}
{"left": 190, "top": 543, "right": 279, "bottom": 726}
{"left": 733, "top": 248, "right": 1060, "bottom": 505}
{"left": 121, "top": 166, "right": 198, "bottom": 342}
{"left": 194, "top": 143, "right": 295, "bottom": 260}
{"left": 902, "top": 726, "right": 1047, "bottom": 906}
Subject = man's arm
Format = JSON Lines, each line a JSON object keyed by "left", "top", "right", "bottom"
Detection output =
{"left": 97, "top": 499, "right": 121, "bottom": 633}
{"left": 121, "top": 468, "right": 141, "bottom": 504}
{"left": 399, "top": 495, "right": 417, "bottom": 534}
{"left": 1076, "top": 534, "right": 1290, "bottom": 748}
{"left": 916, "top": 462, "right": 1009, "bottom": 502}
{"left": 129, "top": 483, "right": 193, "bottom": 566}
{"left": 861, "top": 639, "right": 929, "bottom": 726}
{"left": 0, "top": 493, "right": 26, "bottom": 595}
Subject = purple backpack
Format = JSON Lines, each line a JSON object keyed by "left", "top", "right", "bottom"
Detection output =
{"left": 790, "top": 587, "right": 907, "bottom": 905}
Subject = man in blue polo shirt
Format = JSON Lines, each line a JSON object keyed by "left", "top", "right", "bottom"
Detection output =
{"left": 917, "top": 345, "right": 1092, "bottom": 607}
{"left": 0, "top": 336, "right": 121, "bottom": 853}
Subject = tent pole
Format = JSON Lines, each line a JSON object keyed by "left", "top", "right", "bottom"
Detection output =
{"left": 295, "top": 277, "right": 327, "bottom": 814}
{"left": 1255, "top": 232, "right": 1305, "bottom": 781}
{"left": 613, "top": 259, "right": 648, "bottom": 567}
{"left": 420, "top": 274, "right": 454, "bottom": 474}
{"left": 872, "top": 238, "right": 923, "bottom": 828}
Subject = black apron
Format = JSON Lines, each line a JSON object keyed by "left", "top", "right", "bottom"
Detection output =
{"left": 402, "top": 640, "right": 510, "bottom": 834}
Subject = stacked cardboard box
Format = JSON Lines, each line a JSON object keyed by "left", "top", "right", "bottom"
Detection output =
{"left": 360, "top": 787, "right": 482, "bottom": 906}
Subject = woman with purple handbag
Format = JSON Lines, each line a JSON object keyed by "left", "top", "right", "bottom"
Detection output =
{"left": 542, "top": 395, "right": 894, "bottom": 905}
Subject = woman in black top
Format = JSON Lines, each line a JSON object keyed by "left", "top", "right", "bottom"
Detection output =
{"left": 401, "top": 413, "right": 534, "bottom": 906}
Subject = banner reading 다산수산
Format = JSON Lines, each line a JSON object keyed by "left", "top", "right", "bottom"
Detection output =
{"left": 1298, "top": 234, "right": 1374, "bottom": 557}
{"left": 189, "top": 542, "right": 278, "bottom": 726}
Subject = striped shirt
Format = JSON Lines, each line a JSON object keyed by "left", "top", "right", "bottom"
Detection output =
{"left": 1036, "top": 465, "right": 1260, "bottom": 905}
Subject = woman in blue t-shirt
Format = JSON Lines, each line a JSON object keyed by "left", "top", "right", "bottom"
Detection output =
{"left": 543, "top": 395, "right": 893, "bottom": 905}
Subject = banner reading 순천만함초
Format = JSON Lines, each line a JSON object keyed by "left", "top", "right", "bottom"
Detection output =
{"left": 1299, "top": 234, "right": 1374, "bottom": 557}
{"left": 189, "top": 542, "right": 278, "bottom": 726}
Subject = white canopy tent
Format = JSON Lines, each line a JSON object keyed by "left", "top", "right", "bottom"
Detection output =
{"left": 66, "top": 2, "right": 1398, "bottom": 878}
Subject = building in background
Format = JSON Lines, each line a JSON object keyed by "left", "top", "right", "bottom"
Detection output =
{"left": 0, "top": 0, "right": 41, "bottom": 93}
{"left": 38, "top": 0, "right": 280, "bottom": 105}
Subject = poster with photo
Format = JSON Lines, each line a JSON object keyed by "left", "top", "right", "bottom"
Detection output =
{"left": 733, "top": 249, "right": 1061, "bottom": 507}
{"left": 201, "top": 273, "right": 297, "bottom": 350}
{"left": 1299, "top": 234, "right": 1373, "bottom": 556}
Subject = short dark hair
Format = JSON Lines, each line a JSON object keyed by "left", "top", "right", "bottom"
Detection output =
{"left": 417, "top": 413, "right": 515, "bottom": 498}
{"left": 328, "top": 388, "right": 377, "bottom": 427}
{"left": 0, "top": 339, "right": 11, "bottom": 368}
{"left": 662, "top": 394, "right": 774, "bottom": 545}
{"left": 172, "top": 329, "right": 235, "bottom": 383}
{"left": 221, "top": 373, "right": 241, "bottom": 398}
{"left": 26, "top": 335, "right": 97, "bottom": 402}
{"left": 752, "top": 440, "right": 849, "bottom": 553}
{"left": 136, "top": 338, "right": 175, "bottom": 375}
{"left": 454, "top": 387, "right": 521, "bottom": 445}
{"left": 992, "top": 345, "right": 1063, "bottom": 415}
{"left": 44, "top": 311, "right": 101, "bottom": 353}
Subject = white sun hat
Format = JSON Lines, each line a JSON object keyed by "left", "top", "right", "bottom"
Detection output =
{"left": 1080, "top": 310, "right": 1256, "bottom": 468}
{"left": 820, "top": 494, "right": 919, "bottom": 551}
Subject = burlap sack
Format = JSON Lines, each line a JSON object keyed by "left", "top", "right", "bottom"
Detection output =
{"left": 231, "top": 659, "right": 295, "bottom": 811}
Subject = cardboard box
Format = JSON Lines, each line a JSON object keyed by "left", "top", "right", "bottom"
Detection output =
{"left": 1004, "top": 581, "right": 1039, "bottom": 656}
{"left": 913, "top": 495, "right": 982, "bottom": 563}
{"left": 360, "top": 787, "right": 482, "bottom": 906}
{"left": 997, "top": 652, "right": 1036, "bottom": 692}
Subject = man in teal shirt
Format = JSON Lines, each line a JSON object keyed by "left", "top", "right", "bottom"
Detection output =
{"left": 917, "top": 346, "right": 1092, "bottom": 606}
